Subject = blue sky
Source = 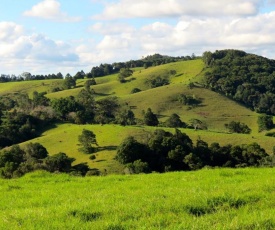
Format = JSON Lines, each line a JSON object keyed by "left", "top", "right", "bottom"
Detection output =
{"left": 0, "top": 0, "right": 275, "bottom": 75}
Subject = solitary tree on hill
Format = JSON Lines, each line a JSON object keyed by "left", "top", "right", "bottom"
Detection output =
{"left": 144, "top": 108, "right": 159, "bottom": 126}
{"left": 78, "top": 129, "right": 98, "bottom": 153}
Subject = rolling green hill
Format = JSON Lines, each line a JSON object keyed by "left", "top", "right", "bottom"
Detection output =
{"left": 1, "top": 57, "right": 275, "bottom": 174}
{"left": 22, "top": 123, "right": 275, "bottom": 173}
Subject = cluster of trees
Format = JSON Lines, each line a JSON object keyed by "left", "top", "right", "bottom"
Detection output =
{"left": 178, "top": 94, "right": 202, "bottom": 106}
{"left": 0, "top": 72, "right": 64, "bottom": 82}
{"left": 117, "top": 68, "right": 134, "bottom": 83}
{"left": 0, "top": 91, "right": 54, "bottom": 148}
{"left": 116, "top": 129, "right": 269, "bottom": 174}
{"left": 145, "top": 70, "right": 177, "bottom": 88}
{"left": 223, "top": 113, "right": 274, "bottom": 134}
{"left": 0, "top": 143, "right": 91, "bottom": 178}
{"left": 225, "top": 121, "right": 251, "bottom": 134}
{"left": 0, "top": 53, "right": 197, "bottom": 84}
{"left": 203, "top": 49, "right": 275, "bottom": 115}
{"left": 143, "top": 108, "right": 206, "bottom": 130}
{"left": 257, "top": 115, "right": 274, "bottom": 132}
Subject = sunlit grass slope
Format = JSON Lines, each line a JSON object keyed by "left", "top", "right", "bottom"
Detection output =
{"left": 23, "top": 124, "right": 275, "bottom": 173}
{"left": 1, "top": 168, "right": 275, "bottom": 229}
{"left": 122, "top": 82, "right": 259, "bottom": 130}
{"left": 0, "top": 79, "right": 63, "bottom": 97}
{"left": 45, "top": 59, "right": 263, "bottom": 133}
{"left": 46, "top": 59, "right": 204, "bottom": 99}
{"left": 1, "top": 59, "right": 274, "bottom": 172}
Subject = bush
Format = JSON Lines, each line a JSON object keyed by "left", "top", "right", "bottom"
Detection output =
{"left": 265, "top": 132, "right": 275, "bottom": 137}
{"left": 164, "top": 113, "right": 186, "bottom": 128}
{"left": 131, "top": 88, "right": 142, "bottom": 94}
{"left": 146, "top": 76, "right": 169, "bottom": 88}
{"left": 125, "top": 160, "right": 151, "bottom": 174}
{"left": 115, "top": 136, "right": 149, "bottom": 164}
{"left": 89, "top": 155, "right": 96, "bottom": 160}
{"left": 178, "top": 94, "right": 202, "bottom": 106}
{"left": 86, "top": 169, "right": 100, "bottom": 176}
{"left": 144, "top": 108, "right": 159, "bottom": 126}
{"left": 225, "top": 121, "right": 251, "bottom": 134}
{"left": 258, "top": 115, "right": 274, "bottom": 132}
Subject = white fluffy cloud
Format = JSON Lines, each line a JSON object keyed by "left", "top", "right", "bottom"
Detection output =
{"left": 0, "top": 22, "right": 24, "bottom": 42}
{"left": 96, "top": 0, "right": 261, "bottom": 19}
{"left": 1, "top": 0, "right": 275, "bottom": 75}
{"left": 23, "top": 0, "right": 81, "bottom": 22}
{"left": 0, "top": 22, "right": 79, "bottom": 74}
{"left": 86, "top": 10, "right": 275, "bottom": 64}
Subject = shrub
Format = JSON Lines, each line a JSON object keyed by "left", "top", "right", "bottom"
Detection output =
{"left": 164, "top": 113, "right": 186, "bottom": 128}
{"left": 89, "top": 155, "right": 96, "bottom": 160}
{"left": 125, "top": 160, "right": 151, "bottom": 174}
{"left": 131, "top": 88, "right": 142, "bottom": 94}
{"left": 225, "top": 121, "right": 251, "bottom": 134}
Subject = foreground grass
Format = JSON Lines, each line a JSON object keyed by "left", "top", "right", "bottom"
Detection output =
{"left": 1, "top": 168, "right": 275, "bottom": 229}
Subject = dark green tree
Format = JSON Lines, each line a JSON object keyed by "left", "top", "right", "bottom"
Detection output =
{"left": 84, "top": 79, "right": 96, "bottom": 91}
{"left": 115, "top": 136, "right": 148, "bottom": 164}
{"left": 116, "top": 109, "right": 136, "bottom": 126}
{"left": 24, "top": 142, "right": 48, "bottom": 161}
{"left": 117, "top": 68, "right": 133, "bottom": 83}
{"left": 202, "top": 51, "right": 213, "bottom": 66}
{"left": 73, "top": 70, "right": 85, "bottom": 80}
{"left": 33, "top": 91, "right": 50, "bottom": 107}
{"left": 51, "top": 96, "right": 81, "bottom": 119}
{"left": 63, "top": 76, "right": 76, "bottom": 89}
{"left": 258, "top": 115, "right": 274, "bottom": 132}
{"left": 78, "top": 129, "right": 98, "bottom": 153}
{"left": 165, "top": 113, "right": 186, "bottom": 128}
{"left": 125, "top": 160, "right": 151, "bottom": 174}
{"left": 224, "top": 121, "right": 251, "bottom": 134}
{"left": 44, "top": 152, "right": 75, "bottom": 173}
{"left": 95, "top": 97, "right": 119, "bottom": 124}
{"left": 188, "top": 119, "right": 207, "bottom": 130}
{"left": 144, "top": 108, "right": 159, "bottom": 126}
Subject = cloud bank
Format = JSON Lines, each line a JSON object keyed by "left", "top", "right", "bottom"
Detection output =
{"left": 23, "top": 0, "right": 81, "bottom": 22}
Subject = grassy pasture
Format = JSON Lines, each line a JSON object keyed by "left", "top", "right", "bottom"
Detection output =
{"left": 22, "top": 124, "right": 275, "bottom": 173}
{"left": 0, "top": 79, "right": 63, "bottom": 97}
{"left": 46, "top": 59, "right": 204, "bottom": 99}
{"left": 1, "top": 168, "right": 275, "bottom": 229}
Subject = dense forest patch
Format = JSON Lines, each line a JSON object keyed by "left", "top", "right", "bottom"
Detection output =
{"left": 203, "top": 49, "right": 275, "bottom": 115}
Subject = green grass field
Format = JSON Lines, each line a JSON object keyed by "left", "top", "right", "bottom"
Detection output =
{"left": 22, "top": 123, "right": 275, "bottom": 173}
{"left": 0, "top": 79, "right": 63, "bottom": 97}
{"left": 1, "top": 168, "right": 275, "bottom": 229}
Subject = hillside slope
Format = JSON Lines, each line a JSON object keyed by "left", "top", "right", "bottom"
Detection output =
{"left": 23, "top": 124, "right": 275, "bottom": 173}
{"left": 1, "top": 57, "right": 274, "bottom": 174}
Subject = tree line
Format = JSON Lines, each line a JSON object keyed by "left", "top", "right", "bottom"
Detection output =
{"left": 0, "top": 53, "right": 197, "bottom": 83}
{"left": 116, "top": 129, "right": 271, "bottom": 174}
{"left": 0, "top": 142, "right": 96, "bottom": 179}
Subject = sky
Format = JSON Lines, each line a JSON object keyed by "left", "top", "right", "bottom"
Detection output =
{"left": 1, "top": 0, "right": 275, "bottom": 75}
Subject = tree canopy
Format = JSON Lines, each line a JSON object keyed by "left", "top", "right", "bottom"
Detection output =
{"left": 203, "top": 49, "right": 275, "bottom": 115}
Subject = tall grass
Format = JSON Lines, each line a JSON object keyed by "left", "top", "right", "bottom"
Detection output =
{"left": 1, "top": 168, "right": 275, "bottom": 229}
